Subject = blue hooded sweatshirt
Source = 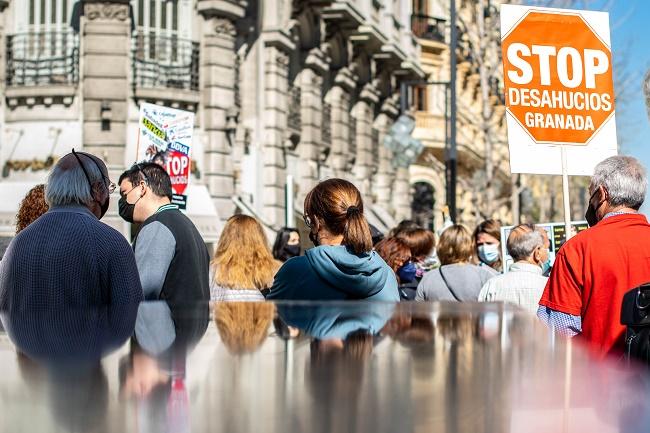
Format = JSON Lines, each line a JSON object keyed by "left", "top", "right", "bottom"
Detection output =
{"left": 267, "top": 245, "right": 399, "bottom": 301}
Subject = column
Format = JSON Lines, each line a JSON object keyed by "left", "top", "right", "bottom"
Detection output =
{"left": 352, "top": 82, "right": 379, "bottom": 197}
{"left": 262, "top": 45, "right": 291, "bottom": 226}
{"left": 295, "top": 47, "right": 328, "bottom": 205}
{"left": 325, "top": 67, "right": 356, "bottom": 179}
{"left": 373, "top": 96, "right": 399, "bottom": 212}
{"left": 81, "top": 0, "right": 130, "bottom": 168}
{"left": 197, "top": 1, "right": 246, "bottom": 221}
{"left": 393, "top": 167, "right": 411, "bottom": 221}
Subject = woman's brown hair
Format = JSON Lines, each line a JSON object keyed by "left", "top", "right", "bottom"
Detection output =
{"left": 473, "top": 219, "right": 502, "bottom": 243}
{"left": 374, "top": 237, "right": 412, "bottom": 276}
{"left": 396, "top": 228, "right": 435, "bottom": 259}
{"left": 473, "top": 219, "right": 502, "bottom": 269}
{"left": 304, "top": 178, "right": 372, "bottom": 254}
{"left": 16, "top": 184, "right": 48, "bottom": 234}
{"left": 211, "top": 215, "right": 277, "bottom": 290}
{"left": 437, "top": 224, "right": 473, "bottom": 265}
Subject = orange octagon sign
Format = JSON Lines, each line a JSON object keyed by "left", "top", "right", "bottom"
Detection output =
{"left": 501, "top": 11, "right": 615, "bottom": 145}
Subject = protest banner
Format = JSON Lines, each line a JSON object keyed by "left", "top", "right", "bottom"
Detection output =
{"left": 137, "top": 103, "right": 194, "bottom": 209}
{"left": 500, "top": 221, "right": 588, "bottom": 273}
{"left": 501, "top": 5, "right": 617, "bottom": 240}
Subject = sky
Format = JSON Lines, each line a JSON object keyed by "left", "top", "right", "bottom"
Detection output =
{"left": 606, "top": 0, "right": 650, "bottom": 214}
{"left": 518, "top": 0, "right": 650, "bottom": 214}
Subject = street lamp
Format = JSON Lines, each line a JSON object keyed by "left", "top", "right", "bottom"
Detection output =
{"left": 383, "top": 114, "right": 423, "bottom": 169}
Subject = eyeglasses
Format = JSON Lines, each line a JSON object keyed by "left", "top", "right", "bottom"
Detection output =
{"left": 303, "top": 214, "right": 313, "bottom": 229}
{"left": 71, "top": 149, "right": 116, "bottom": 194}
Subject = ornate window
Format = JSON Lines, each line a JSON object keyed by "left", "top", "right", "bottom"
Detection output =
{"left": 131, "top": 0, "right": 198, "bottom": 91}
{"left": 8, "top": 0, "right": 78, "bottom": 87}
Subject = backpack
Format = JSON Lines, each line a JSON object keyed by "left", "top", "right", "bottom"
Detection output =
{"left": 621, "top": 283, "right": 650, "bottom": 364}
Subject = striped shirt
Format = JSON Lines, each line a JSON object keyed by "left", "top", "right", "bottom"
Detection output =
{"left": 210, "top": 285, "right": 266, "bottom": 302}
{"left": 208, "top": 270, "right": 266, "bottom": 301}
{"left": 478, "top": 262, "right": 547, "bottom": 314}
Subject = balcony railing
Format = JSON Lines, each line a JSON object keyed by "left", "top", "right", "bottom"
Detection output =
{"left": 132, "top": 32, "right": 199, "bottom": 91}
{"left": 411, "top": 14, "right": 446, "bottom": 43}
{"left": 6, "top": 31, "right": 79, "bottom": 87}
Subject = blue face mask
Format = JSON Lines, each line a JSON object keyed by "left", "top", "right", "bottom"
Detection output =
{"left": 397, "top": 262, "right": 417, "bottom": 283}
{"left": 478, "top": 244, "right": 500, "bottom": 265}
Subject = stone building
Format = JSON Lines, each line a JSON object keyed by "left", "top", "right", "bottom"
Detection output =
{"left": 0, "top": 0, "right": 424, "bottom": 244}
{"left": 408, "top": 0, "right": 512, "bottom": 231}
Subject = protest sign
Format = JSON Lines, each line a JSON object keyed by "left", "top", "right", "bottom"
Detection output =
{"left": 501, "top": 5, "right": 617, "bottom": 176}
{"left": 137, "top": 103, "right": 194, "bottom": 209}
{"left": 500, "top": 221, "right": 588, "bottom": 273}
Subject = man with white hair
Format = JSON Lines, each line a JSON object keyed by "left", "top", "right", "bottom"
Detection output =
{"left": 0, "top": 150, "right": 143, "bottom": 314}
{"left": 538, "top": 155, "right": 650, "bottom": 358}
{"left": 478, "top": 224, "right": 549, "bottom": 314}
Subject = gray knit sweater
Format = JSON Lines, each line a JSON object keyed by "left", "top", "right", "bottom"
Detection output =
{"left": 0, "top": 205, "right": 143, "bottom": 311}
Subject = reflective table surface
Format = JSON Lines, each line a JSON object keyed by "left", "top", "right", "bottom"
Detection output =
{"left": 1, "top": 301, "right": 649, "bottom": 433}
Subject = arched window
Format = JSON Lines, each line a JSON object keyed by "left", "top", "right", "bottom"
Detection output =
{"left": 411, "top": 181, "right": 435, "bottom": 231}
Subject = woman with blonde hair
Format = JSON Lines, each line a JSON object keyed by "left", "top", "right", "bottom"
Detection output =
{"left": 214, "top": 302, "right": 276, "bottom": 354}
{"left": 268, "top": 178, "right": 399, "bottom": 301}
{"left": 415, "top": 224, "right": 494, "bottom": 301}
{"left": 210, "top": 215, "right": 277, "bottom": 301}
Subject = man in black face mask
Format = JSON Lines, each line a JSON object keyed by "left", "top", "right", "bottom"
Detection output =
{"left": 537, "top": 155, "right": 650, "bottom": 358}
{"left": 0, "top": 150, "right": 143, "bottom": 311}
{"left": 118, "top": 163, "right": 209, "bottom": 306}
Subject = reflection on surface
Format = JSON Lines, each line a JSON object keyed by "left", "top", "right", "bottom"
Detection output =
{"left": 214, "top": 302, "right": 275, "bottom": 354}
{"left": 120, "top": 301, "right": 209, "bottom": 432}
{"left": 0, "top": 303, "right": 138, "bottom": 432}
{"left": 1, "top": 301, "right": 650, "bottom": 432}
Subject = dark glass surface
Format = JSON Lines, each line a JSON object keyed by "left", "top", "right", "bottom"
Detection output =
{"left": 1, "top": 301, "right": 649, "bottom": 433}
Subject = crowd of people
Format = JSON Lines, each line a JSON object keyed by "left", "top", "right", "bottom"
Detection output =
{"left": 1, "top": 150, "right": 650, "bottom": 361}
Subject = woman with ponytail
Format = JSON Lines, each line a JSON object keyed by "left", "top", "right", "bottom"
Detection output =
{"left": 267, "top": 178, "right": 399, "bottom": 301}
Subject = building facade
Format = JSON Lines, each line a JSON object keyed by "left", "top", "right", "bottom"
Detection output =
{"left": 0, "top": 0, "right": 424, "bottom": 243}
{"left": 408, "top": 0, "right": 512, "bottom": 231}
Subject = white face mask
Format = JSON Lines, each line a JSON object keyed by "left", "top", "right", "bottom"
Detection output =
{"left": 478, "top": 244, "right": 500, "bottom": 264}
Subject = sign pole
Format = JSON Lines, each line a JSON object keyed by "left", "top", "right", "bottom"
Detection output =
{"left": 561, "top": 146, "right": 573, "bottom": 242}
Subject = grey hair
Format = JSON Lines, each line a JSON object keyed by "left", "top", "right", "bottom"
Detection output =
{"left": 507, "top": 225, "right": 544, "bottom": 262}
{"left": 591, "top": 156, "right": 647, "bottom": 210}
{"left": 45, "top": 153, "right": 105, "bottom": 207}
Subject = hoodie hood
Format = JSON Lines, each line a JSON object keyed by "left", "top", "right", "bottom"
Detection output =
{"left": 305, "top": 245, "right": 393, "bottom": 298}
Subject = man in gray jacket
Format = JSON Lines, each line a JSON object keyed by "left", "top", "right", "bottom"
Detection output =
{"left": 118, "top": 163, "right": 209, "bottom": 306}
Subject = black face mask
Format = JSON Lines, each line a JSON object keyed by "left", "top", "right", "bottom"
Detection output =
{"left": 585, "top": 188, "right": 603, "bottom": 227}
{"left": 282, "top": 244, "right": 301, "bottom": 259}
{"left": 309, "top": 231, "right": 320, "bottom": 247}
{"left": 118, "top": 196, "right": 135, "bottom": 223}
{"left": 99, "top": 196, "right": 110, "bottom": 219}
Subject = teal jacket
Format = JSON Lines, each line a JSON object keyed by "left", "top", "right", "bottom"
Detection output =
{"left": 267, "top": 245, "right": 399, "bottom": 301}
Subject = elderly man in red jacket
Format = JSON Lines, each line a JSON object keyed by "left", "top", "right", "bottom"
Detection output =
{"left": 538, "top": 155, "right": 650, "bottom": 358}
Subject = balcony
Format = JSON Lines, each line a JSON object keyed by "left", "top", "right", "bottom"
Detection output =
{"left": 411, "top": 14, "right": 446, "bottom": 44}
{"left": 6, "top": 31, "right": 79, "bottom": 87}
{"left": 132, "top": 32, "right": 199, "bottom": 96}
